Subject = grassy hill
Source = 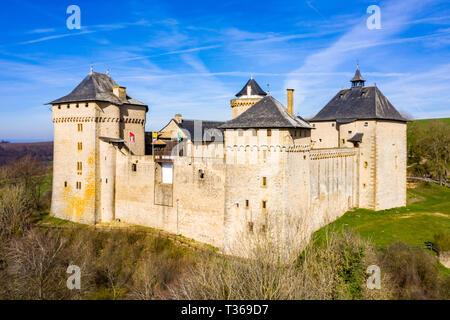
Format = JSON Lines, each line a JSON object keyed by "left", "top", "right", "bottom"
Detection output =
{"left": 314, "top": 182, "right": 450, "bottom": 249}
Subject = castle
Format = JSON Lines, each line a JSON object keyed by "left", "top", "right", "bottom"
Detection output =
{"left": 48, "top": 66, "right": 407, "bottom": 252}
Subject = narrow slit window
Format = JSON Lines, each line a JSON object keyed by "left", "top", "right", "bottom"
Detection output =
{"left": 245, "top": 200, "right": 249, "bottom": 208}
{"left": 262, "top": 177, "right": 267, "bottom": 186}
{"left": 77, "top": 142, "right": 82, "bottom": 151}
{"left": 262, "top": 200, "right": 267, "bottom": 209}
{"left": 77, "top": 123, "right": 83, "bottom": 132}
{"left": 132, "top": 163, "right": 137, "bottom": 172}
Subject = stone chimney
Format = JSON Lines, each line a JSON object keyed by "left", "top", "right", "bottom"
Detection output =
{"left": 174, "top": 114, "right": 182, "bottom": 124}
{"left": 287, "top": 89, "right": 294, "bottom": 115}
{"left": 113, "top": 86, "right": 127, "bottom": 101}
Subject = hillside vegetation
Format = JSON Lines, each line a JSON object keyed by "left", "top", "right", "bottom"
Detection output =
{"left": 0, "top": 142, "right": 53, "bottom": 166}
{"left": 407, "top": 118, "right": 450, "bottom": 185}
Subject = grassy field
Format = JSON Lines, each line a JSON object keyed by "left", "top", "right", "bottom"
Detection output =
{"left": 412, "top": 117, "right": 450, "bottom": 125}
{"left": 315, "top": 182, "right": 450, "bottom": 249}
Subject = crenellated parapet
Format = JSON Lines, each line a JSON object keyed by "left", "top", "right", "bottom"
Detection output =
{"left": 226, "top": 143, "right": 311, "bottom": 153}
{"left": 52, "top": 116, "right": 145, "bottom": 125}
{"left": 310, "top": 148, "right": 357, "bottom": 160}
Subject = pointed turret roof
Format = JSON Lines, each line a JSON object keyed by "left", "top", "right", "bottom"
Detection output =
{"left": 351, "top": 66, "right": 365, "bottom": 82}
{"left": 220, "top": 95, "right": 312, "bottom": 129}
{"left": 48, "top": 71, "right": 147, "bottom": 107}
{"left": 235, "top": 78, "right": 267, "bottom": 97}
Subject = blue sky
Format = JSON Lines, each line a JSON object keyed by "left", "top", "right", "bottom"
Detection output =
{"left": 0, "top": 0, "right": 449, "bottom": 142}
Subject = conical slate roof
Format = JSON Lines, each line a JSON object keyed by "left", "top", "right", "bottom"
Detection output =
{"left": 220, "top": 95, "right": 312, "bottom": 129}
{"left": 311, "top": 86, "right": 407, "bottom": 122}
{"left": 48, "top": 72, "right": 147, "bottom": 107}
{"left": 235, "top": 78, "right": 267, "bottom": 97}
{"left": 351, "top": 67, "right": 365, "bottom": 82}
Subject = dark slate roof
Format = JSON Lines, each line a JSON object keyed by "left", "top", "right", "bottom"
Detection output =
{"left": 48, "top": 72, "right": 147, "bottom": 108}
{"left": 235, "top": 78, "right": 267, "bottom": 97}
{"left": 220, "top": 95, "right": 313, "bottom": 129}
{"left": 178, "top": 119, "right": 226, "bottom": 142}
{"left": 348, "top": 133, "right": 364, "bottom": 143}
{"left": 351, "top": 67, "right": 365, "bottom": 82}
{"left": 311, "top": 86, "right": 407, "bottom": 122}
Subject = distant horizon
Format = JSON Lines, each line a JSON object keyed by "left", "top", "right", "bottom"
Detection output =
{"left": 1, "top": 0, "right": 450, "bottom": 141}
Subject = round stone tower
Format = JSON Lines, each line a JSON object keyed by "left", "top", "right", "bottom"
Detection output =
{"left": 230, "top": 77, "right": 267, "bottom": 119}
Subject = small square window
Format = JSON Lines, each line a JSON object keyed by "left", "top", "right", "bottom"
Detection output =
{"left": 85, "top": 103, "right": 89, "bottom": 107}
{"left": 332, "top": 123, "right": 335, "bottom": 127}
{"left": 267, "top": 129, "right": 272, "bottom": 136}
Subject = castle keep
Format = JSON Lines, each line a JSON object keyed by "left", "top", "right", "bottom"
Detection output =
{"left": 49, "top": 67, "right": 407, "bottom": 252}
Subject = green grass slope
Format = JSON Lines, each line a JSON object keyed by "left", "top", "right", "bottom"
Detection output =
{"left": 314, "top": 183, "right": 450, "bottom": 249}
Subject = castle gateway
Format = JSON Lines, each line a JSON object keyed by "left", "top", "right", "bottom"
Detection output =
{"left": 48, "top": 67, "right": 406, "bottom": 252}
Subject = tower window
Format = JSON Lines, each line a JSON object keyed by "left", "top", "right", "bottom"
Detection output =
{"left": 77, "top": 142, "right": 82, "bottom": 151}
{"left": 262, "top": 200, "right": 267, "bottom": 209}
{"left": 76, "top": 182, "right": 82, "bottom": 190}
{"left": 238, "top": 129, "right": 243, "bottom": 137}
{"left": 252, "top": 129, "right": 257, "bottom": 136}
{"left": 342, "top": 139, "right": 345, "bottom": 144}
{"left": 132, "top": 163, "right": 137, "bottom": 172}
{"left": 332, "top": 123, "right": 335, "bottom": 127}
{"left": 77, "top": 123, "right": 83, "bottom": 132}
{"left": 64, "top": 181, "right": 67, "bottom": 188}
{"left": 58, "top": 105, "right": 61, "bottom": 110}
{"left": 248, "top": 222, "right": 254, "bottom": 233}
{"left": 267, "top": 129, "right": 272, "bottom": 136}
{"left": 262, "top": 177, "right": 267, "bottom": 186}
{"left": 67, "top": 105, "right": 70, "bottom": 109}
{"left": 85, "top": 103, "right": 89, "bottom": 107}
{"left": 364, "top": 122, "right": 368, "bottom": 127}
{"left": 77, "top": 161, "right": 82, "bottom": 175}
{"left": 245, "top": 200, "right": 249, "bottom": 208}
{"left": 348, "top": 130, "right": 352, "bottom": 134}
{"left": 76, "top": 104, "right": 79, "bottom": 108}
